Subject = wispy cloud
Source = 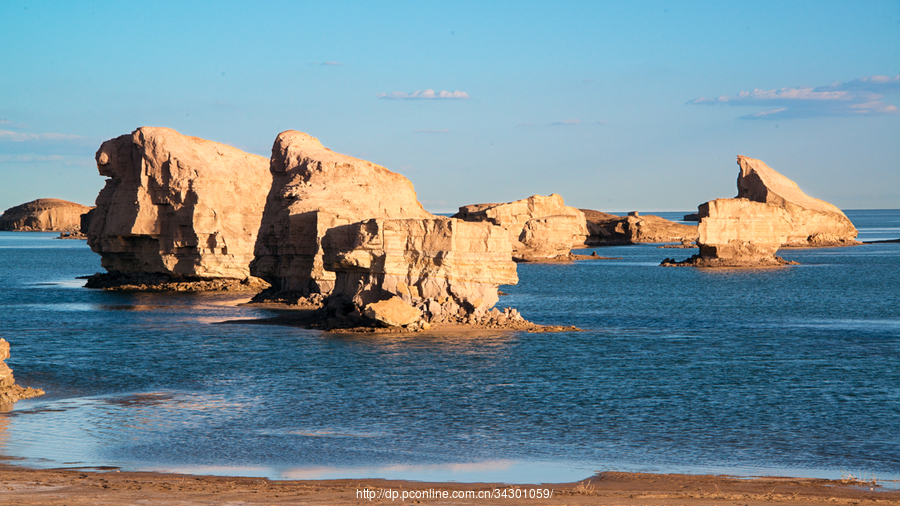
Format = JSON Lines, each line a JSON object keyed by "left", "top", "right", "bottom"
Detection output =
{"left": 519, "top": 120, "right": 605, "bottom": 127}
{"left": 687, "top": 75, "right": 900, "bottom": 119}
{"left": 0, "top": 154, "right": 65, "bottom": 162}
{"left": 321, "top": 61, "right": 345, "bottom": 66}
{"left": 0, "top": 119, "right": 22, "bottom": 128}
{"left": 413, "top": 129, "right": 450, "bottom": 134}
{"left": 377, "top": 89, "right": 470, "bottom": 100}
{"left": 0, "top": 130, "right": 84, "bottom": 142}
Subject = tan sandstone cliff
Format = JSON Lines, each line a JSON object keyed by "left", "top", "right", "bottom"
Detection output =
{"left": 453, "top": 194, "right": 589, "bottom": 261}
{"left": 250, "top": 131, "right": 433, "bottom": 300}
{"left": 0, "top": 339, "right": 44, "bottom": 404}
{"left": 0, "top": 199, "right": 93, "bottom": 232}
{"left": 664, "top": 156, "right": 858, "bottom": 267}
{"left": 86, "top": 127, "right": 271, "bottom": 287}
{"left": 322, "top": 217, "right": 518, "bottom": 326}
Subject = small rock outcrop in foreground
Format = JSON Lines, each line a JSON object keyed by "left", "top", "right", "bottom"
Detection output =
{"left": 664, "top": 156, "right": 858, "bottom": 267}
{"left": 0, "top": 199, "right": 92, "bottom": 232}
{"left": 0, "top": 339, "right": 43, "bottom": 404}
{"left": 86, "top": 127, "right": 272, "bottom": 289}
{"left": 453, "top": 194, "right": 589, "bottom": 261}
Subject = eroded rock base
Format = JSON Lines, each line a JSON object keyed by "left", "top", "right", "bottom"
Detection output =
{"left": 84, "top": 272, "right": 270, "bottom": 292}
{"left": 660, "top": 254, "right": 799, "bottom": 268}
{"left": 0, "top": 339, "right": 44, "bottom": 404}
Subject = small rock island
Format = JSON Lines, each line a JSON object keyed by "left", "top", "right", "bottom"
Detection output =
{"left": 0, "top": 198, "right": 92, "bottom": 233}
{"left": 664, "top": 156, "right": 859, "bottom": 267}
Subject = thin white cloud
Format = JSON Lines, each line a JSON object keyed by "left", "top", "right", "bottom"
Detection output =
{"left": 413, "top": 129, "right": 450, "bottom": 134}
{"left": 321, "top": 61, "right": 345, "bottom": 66}
{"left": 551, "top": 119, "right": 581, "bottom": 125}
{"left": 519, "top": 120, "right": 605, "bottom": 127}
{"left": 377, "top": 89, "right": 470, "bottom": 100}
{"left": 687, "top": 75, "right": 900, "bottom": 119}
{"left": 0, "top": 154, "right": 65, "bottom": 162}
{"left": 0, "top": 130, "right": 84, "bottom": 142}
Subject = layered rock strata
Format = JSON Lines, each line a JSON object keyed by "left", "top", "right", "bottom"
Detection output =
{"left": 664, "top": 156, "right": 857, "bottom": 267}
{"left": 86, "top": 127, "right": 271, "bottom": 288}
{"left": 250, "top": 131, "right": 432, "bottom": 301}
{"left": 580, "top": 209, "right": 698, "bottom": 245}
{"left": 735, "top": 155, "right": 858, "bottom": 247}
{"left": 453, "top": 194, "right": 589, "bottom": 261}
{"left": 0, "top": 199, "right": 92, "bottom": 232}
{"left": 0, "top": 339, "right": 44, "bottom": 404}
{"left": 322, "top": 217, "right": 518, "bottom": 328}
{"left": 661, "top": 199, "right": 797, "bottom": 267}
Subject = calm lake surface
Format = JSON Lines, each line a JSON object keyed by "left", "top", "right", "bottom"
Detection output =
{"left": 0, "top": 210, "right": 898, "bottom": 484}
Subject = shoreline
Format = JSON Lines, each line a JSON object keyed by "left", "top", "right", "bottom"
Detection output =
{"left": 1, "top": 463, "right": 898, "bottom": 505}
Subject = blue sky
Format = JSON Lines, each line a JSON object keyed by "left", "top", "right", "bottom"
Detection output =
{"left": 1, "top": 0, "right": 898, "bottom": 213}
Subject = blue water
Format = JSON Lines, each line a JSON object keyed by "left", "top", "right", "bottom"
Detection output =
{"left": 0, "top": 209, "right": 897, "bottom": 484}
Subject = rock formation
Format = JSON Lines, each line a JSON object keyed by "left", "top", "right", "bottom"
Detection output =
{"left": 0, "top": 339, "right": 44, "bottom": 404}
{"left": 0, "top": 199, "right": 92, "bottom": 232}
{"left": 580, "top": 209, "right": 698, "bottom": 245}
{"left": 453, "top": 194, "right": 589, "bottom": 261}
{"left": 664, "top": 156, "right": 858, "bottom": 267}
{"left": 86, "top": 127, "right": 272, "bottom": 287}
{"left": 322, "top": 217, "right": 518, "bottom": 327}
{"left": 250, "top": 131, "right": 432, "bottom": 301}
{"left": 735, "top": 155, "right": 858, "bottom": 247}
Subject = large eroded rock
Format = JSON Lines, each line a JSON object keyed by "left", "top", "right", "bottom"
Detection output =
{"left": 453, "top": 194, "right": 588, "bottom": 261}
{"left": 736, "top": 155, "right": 858, "bottom": 246}
{"left": 251, "top": 131, "right": 432, "bottom": 299}
{"left": 665, "top": 156, "right": 858, "bottom": 267}
{"left": 0, "top": 199, "right": 92, "bottom": 232}
{"left": 87, "top": 127, "right": 271, "bottom": 282}
{"left": 323, "top": 217, "right": 518, "bottom": 324}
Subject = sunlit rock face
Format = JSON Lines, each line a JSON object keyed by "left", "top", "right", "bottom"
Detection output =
{"left": 669, "top": 156, "right": 859, "bottom": 267}
{"left": 322, "top": 217, "right": 518, "bottom": 321}
{"left": 697, "top": 198, "right": 793, "bottom": 262}
{"left": 250, "top": 131, "right": 432, "bottom": 299}
{"left": 0, "top": 339, "right": 44, "bottom": 404}
{"left": 453, "top": 193, "right": 589, "bottom": 261}
{"left": 580, "top": 209, "right": 698, "bottom": 245}
{"left": 735, "top": 155, "right": 858, "bottom": 246}
{"left": 0, "top": 199, "right": 92, "bottom": 232}
{"left": 88, "top": 127, "right": 271, "bottom": 280}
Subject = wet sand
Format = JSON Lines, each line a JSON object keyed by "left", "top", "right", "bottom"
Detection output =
{"left": 1, "top": 464, "right": 898, "bottom": 505}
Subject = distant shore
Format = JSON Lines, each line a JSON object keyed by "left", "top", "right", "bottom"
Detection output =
{"left": 1, "top": 463, "right": 897, "bottom": 505}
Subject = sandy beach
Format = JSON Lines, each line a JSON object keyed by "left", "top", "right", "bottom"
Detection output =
{"left": 1, "top": 464, "right": 898, "bottom": 505}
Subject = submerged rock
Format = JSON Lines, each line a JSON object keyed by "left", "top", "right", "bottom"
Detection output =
{"left": 0, "top": 339, "right": 44, "bottom": 404}
{"left": 0, "top": 198, "right": 92, "bottom": 232}
{"left": 86, "top": 127, "right": 271, "bottom": 287}
{"left": 453, "top": 194, "right": 589, "bottom": 261}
